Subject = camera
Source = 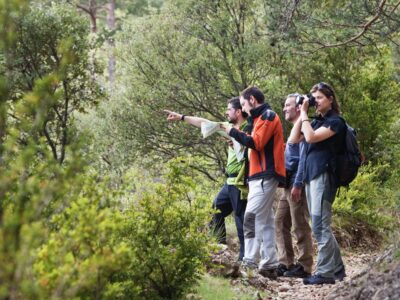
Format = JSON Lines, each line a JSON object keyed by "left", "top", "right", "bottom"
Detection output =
{"left": 295, "top": 94, "right": 316, "bottom": 107}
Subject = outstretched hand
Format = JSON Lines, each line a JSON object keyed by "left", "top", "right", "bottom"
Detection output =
{"left": 163, "top": 109, "right": 182, "bottom": 121}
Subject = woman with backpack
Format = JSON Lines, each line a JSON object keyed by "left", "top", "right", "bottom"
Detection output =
{"left": 291, "top": 82, "right": 347, "bottom": 285}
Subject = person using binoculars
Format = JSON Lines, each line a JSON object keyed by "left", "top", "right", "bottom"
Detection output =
{"left": 275, "top": 94, "right": 314, "bottom": 279}
{"left": 291, "top": 82, "right": 346, "bottom": 285}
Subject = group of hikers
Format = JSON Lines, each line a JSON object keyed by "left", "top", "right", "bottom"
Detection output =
{"left": 165, "top": 83, "right": 347, "bottom": 285}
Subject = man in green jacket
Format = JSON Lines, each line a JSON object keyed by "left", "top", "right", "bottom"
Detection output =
{"left": 164, "top": 97, "right": 251, "bottom": 260}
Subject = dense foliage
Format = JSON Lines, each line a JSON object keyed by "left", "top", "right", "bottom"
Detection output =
{"left": 1, "top": 0, "right": 399, "bottom": 299}
{"left": 1, "top": 2, "right": 213, "bottom": 299}
{"left": 34, "top": 159, "right": 212, "bottom": 299}
{"left": 87, "top": 0, "right": 400, "bottom": 179}
{"left": 5, "top": 3, "right": 101, "bottom": 164}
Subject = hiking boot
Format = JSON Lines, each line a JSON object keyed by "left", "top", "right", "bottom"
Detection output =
{"left": 239, "top": 261, "right": 257, "bottom": 277}
{"left": 283, "top": 263, "right": 311, "bottom": 278}
{"left": 258, "top": 268, "right": 278, "bottom": 280}
{"left": 241, "top": 260, "right": 258, "bottom": 270}
{"left": 303, "top": 274, "right": 335, "bottom": 285}
{"left": 276, "top": 264, "right": 289, "bottom": 277}
{"left": 334, "top": 266, "right": 347, "bottom": 281}
{"left": 227, "top": 261, "right": 241, "bottom": 278}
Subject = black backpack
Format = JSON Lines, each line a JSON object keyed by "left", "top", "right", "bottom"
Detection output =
{"left": 334, "top": 117, "right": 363, "bottom": 187}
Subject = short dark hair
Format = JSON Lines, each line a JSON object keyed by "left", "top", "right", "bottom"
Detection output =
{"left": 228, "top": 96, "right": 248, "bottom": 118}
{"left": 240, "top": 86, "right": 265, "bottom": 104}
{"left": 310, "top": 82, "right": 341, "bottom": 114}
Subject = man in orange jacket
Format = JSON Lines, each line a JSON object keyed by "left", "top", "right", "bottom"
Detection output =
{"left": 223, "top": 86, "right": 285, "bottom": 279}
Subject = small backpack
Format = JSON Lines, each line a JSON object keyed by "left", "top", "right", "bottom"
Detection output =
{"left": 334, "top": 118, "right": 363, "bottom": 187}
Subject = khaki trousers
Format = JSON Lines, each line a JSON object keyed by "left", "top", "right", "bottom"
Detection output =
{"left": 275, "top": 187, "right": 313, "bottom": 273}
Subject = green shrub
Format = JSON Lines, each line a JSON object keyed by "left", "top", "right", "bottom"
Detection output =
{"left": 117, "top": 157, "right": 213, "bottom": 299}
{"left": 34, "top": 158, "right": 213, "bottom": 299}
{"left": 333, "top": 163, "right": 397, "bottom": 231}
{"left": 34, "top": 193, "right": 129, "bottom": 299}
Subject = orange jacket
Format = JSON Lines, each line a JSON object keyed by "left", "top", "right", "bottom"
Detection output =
{"left": 229, "top": 103, "right": 286, "bottom": 184}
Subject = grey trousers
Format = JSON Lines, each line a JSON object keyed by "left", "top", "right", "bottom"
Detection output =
{"left": 243, "top": 178, "right": 279, "bottom": 270}
{"left": 305, "top": 172, "right": 344, "bottom": 278}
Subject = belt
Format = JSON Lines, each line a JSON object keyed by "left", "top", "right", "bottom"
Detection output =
{"left": 226, "top": 173, "right": 239, "bottom": 178}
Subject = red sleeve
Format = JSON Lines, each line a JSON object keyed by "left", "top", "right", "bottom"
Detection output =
{"left": 251, "top": 118, "right": 277, "bottom": 151}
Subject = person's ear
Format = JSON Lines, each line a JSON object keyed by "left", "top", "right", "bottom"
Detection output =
{"left": 250, "top": 96, "right": 256, "bottom": 106}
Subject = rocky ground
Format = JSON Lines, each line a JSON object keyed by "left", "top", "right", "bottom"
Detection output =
{"left": 209, "top": 242, "right": 399, "bottom": 300}
{"left": 324, "top": 245, "right": 400, "bottom": 300}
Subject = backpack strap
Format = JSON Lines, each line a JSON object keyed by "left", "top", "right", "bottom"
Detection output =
{"left": 327, "top": 116, "right": 347, "bottom": 186}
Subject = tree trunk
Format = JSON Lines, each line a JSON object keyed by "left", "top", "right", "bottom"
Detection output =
{"left": 107, "top": 0, "right": 116, "bottom": 85}
{"left": 89, "top": 0, "right": 97, "bottom": 33}
{"left": 74, "top": 1, "right": 98, "bottom": 79}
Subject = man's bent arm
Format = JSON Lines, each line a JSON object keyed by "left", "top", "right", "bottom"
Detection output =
{"left": 228, "top": 117, "right": 278, "bottom": 151}
{"left": 288, "top": 118, "right": 303, "bottom": 144}
{"left": 229, "top": 128, "right": 256, "bottom": 149}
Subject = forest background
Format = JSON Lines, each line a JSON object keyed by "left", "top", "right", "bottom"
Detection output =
{"left": 0, "top": 0, "right": 399, "bottom": 299}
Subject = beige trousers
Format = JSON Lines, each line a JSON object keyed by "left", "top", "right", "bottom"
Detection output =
{"left": 275, "top": 187, "right": 313, "bottom": 273}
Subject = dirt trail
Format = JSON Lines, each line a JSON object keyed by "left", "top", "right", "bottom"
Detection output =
{"left": 210, "top": 245, "right": 398, "bottom": 299}
{"left": 267, "top": 251, "right": 376, "bottom": 299}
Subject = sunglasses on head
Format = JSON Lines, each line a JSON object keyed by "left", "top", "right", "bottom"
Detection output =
{"left": 317, "top": 82, "right": 334, "bottom": 96}
{"left": 317, "top": 82, "right": 330, "bottom": 89}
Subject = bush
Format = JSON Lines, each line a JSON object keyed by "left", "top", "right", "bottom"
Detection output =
{"left": 116, "top": 157, "right": 213, "bottom": 299}
{"left": 34, "top": 158, "right": 213, "bottom": 299}
{"left": 333, "top": 163, "right": 397, "bottom": 231}
{"left": 34, "top": 187, "right": 130, "bottom": 299}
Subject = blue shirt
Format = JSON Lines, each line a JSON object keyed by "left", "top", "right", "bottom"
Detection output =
{"left": 285, "top": 141, "right": 305, "bottom": 188}
{"left": 303, "top": 110, "right": 345, "bottom": 184}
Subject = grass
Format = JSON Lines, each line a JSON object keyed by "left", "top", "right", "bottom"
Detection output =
{"left": 393, "top": 239, "right": 400, "bottom": 261}
{"left": 194, "top": 273, "right": 268, "bottom": 300}
{"left": 395, "top": 249, "right": 400, "bottom": 261}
